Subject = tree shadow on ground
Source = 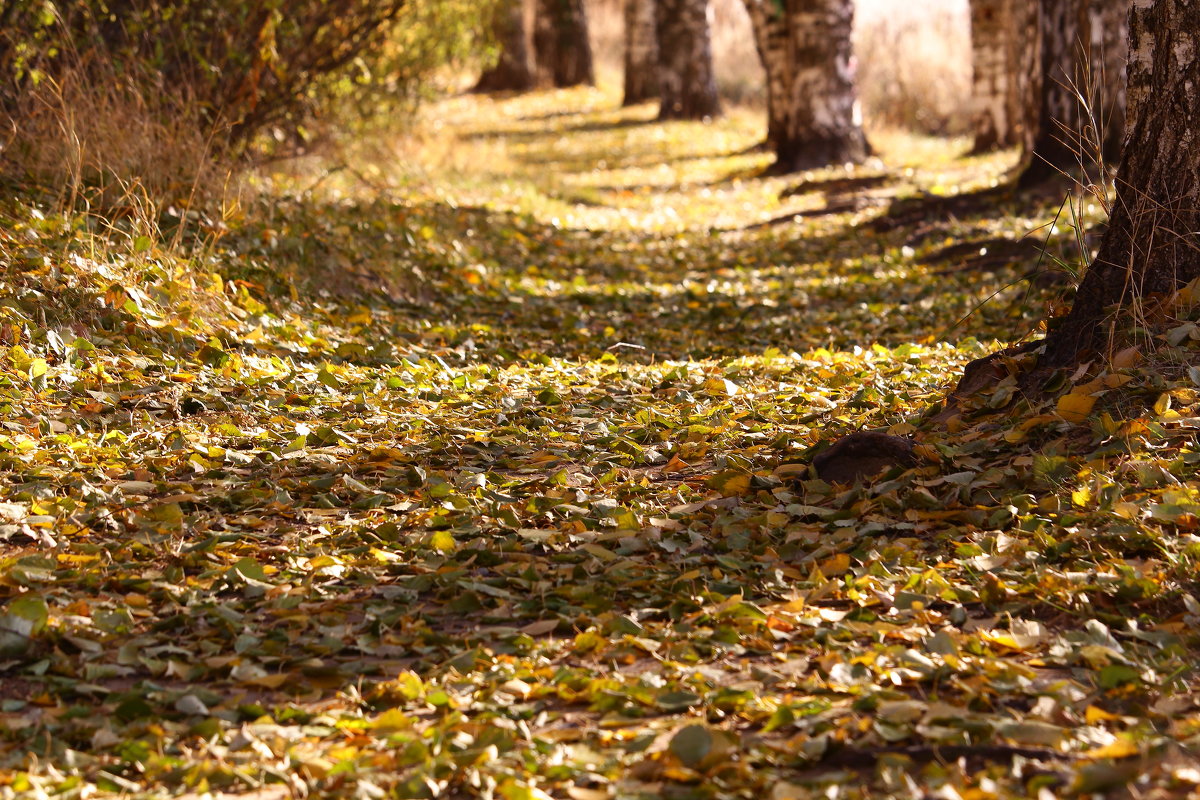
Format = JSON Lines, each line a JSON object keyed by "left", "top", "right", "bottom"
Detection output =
{"left": 460, "top": 116, "right": 657, "bottom": 144}
{"left": 248, "top": 190, "right": 1064, "bottom": 367}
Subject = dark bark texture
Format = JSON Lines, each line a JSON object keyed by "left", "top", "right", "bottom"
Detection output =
{"left": 1019, "top": 0, "right": 1129, "bottom": 185}
{"left": 623, "top": 0, "right": 659, "bottom": 105}
{"left": 743, "top": 0, "right": 868, "bottom": 172}
{"left": 475, "top": 0, "right": 536, "bottom": 93}
{"left": 533, "top": 0, "right": 594, "bottom": 88}
{"left": 655, "top": 0, "right": 721, "bottom": 120}
{"left": 1040, "top": 0, "right": 1200, "bottom": 366}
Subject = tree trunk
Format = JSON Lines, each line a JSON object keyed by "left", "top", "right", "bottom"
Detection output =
{"left": 655, "top": 0, "right": 721, "bottom": 120}
{"left": 743, "top": 0, "right": 868, "bottom": 172}
{"left": 1089, "top": 0, "right": 1128, "bottom": 161}
{"left": 1039, "top": 0, "right": 1199, "bottom": 366}
{"left": 475, "top": 0, "right": 536, "bottom": 93}
{"left": 623, "top": 0, "right": 658, "bottom": 106}
{"left": 533, "top": 0, "right": 594, "bottom": 88}
{"left": 1019, "top": 0, "right": 1129, "bottom": 185}
{"left": 968, "top": 0, "right": 1031, "bottom": 152}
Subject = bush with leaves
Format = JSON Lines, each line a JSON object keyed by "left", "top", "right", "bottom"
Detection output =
{"left": 0, "top": 0, "right": 497, "bottom": 201}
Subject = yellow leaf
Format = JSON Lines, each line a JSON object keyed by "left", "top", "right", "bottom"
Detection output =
{"left": 1113, "top": 502, "right": 1141, "bottom": 519}
{"left": 371, "top": 708, "right": 413, "bottom": 732}
{"left": 913, "top": 443, "right": 941, "bottom": 462}
{"left": 1085, "top": 705, "right": 1121, "bottom": 724}
{"left": 370, "top": 547, "right": 402, "bottom": 563}
{"left": 1154, "top": 393, "right": 1172, "bottom": 416}
{"left": 704, "top": 377, "right": 740, "bottom": 397}
{"left": 707, "top": 470, "right": 751, "bottom": 496}
{"left": 28, "top": 358, "right": 47, "bottom": 379}
{"left": 1057, "top": 393, "right": 1096, "bottom": 423}
{"left": 246, "top": 672, "right": 291, "bottom": 689}
{"left": 1081, "top": 739, "right": 1140, "bottom": 760}
{"left": 429, "top": 529, "right": 456, "bottom": 553}
{"left": 818, "top": 553, "right": 851, "bottom": 576}
{"left": 57, "top": 553, "right": 99, "bottom": 565}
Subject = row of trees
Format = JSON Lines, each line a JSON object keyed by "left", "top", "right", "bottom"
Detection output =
{"left": 482, "top": 0, "right": 1132, "bottom": 180}
{"left": 474, "top": 0, "right": 594, "bottom": 92}
{"left": 970, "top": 0, "right": 1128, "bottom": 184}
{"left": 475, "top": 0, "right": 721, "bottom": 120}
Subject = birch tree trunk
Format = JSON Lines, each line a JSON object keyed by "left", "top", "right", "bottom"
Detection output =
{"left": 1020, "top": 0, "right": 1128, "bottom": 184}
{"left": 743, "top": 0, "right": 868, "bottom": 172}
{"left": 533, "top": 0, "right": 594, "bottom": 88}
{"left": 655, "top": 0, "right": 721, "bottom": 120}
{"left": 968, "top": 0, "right": 1030, "bottom": 152}
{"left": 1038, "top": 0, "right": 1199, "bottom": 366}
{"left": 475, "top": 0, "right": 536, "bottom": 93}
{"left": 623, "top": 0, "right": 658, "bottom": 106}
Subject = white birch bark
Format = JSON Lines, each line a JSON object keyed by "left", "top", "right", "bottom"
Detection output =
{"left": 969, "top": 0, "right": 1024, "bottom": 151}
{"left": 1041, "top": 0, "right": 1200, "bottom": 364}
{"left": 742, "top": 0, "right": 868, "bottom": 171}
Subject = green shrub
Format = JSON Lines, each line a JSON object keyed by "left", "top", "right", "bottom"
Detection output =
{"left": 0, "top": 0, "right": 497, "bottom": 203}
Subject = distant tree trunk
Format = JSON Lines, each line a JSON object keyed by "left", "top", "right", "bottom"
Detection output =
{"left": 475, "top": 0, "right": 536, "bottom": 93}
{"left": 968, "top": 0, "right": 1032, "bottom": 152}
{"left": 533, "top": 0, "right": 594, "bottom": 88}
{"left": 1089, "top": 0, "right": 1128, "bottom": 161}
{"left": 655, "top": 0, "right": 721, "bottom": 120}
{"left": 743, "top": 0, "right": 868, "bottom": 172}
{"left": 1019, "top": 0, "right": 1128, "bottom": 185}
{"left": 1036, "top": 0, "right": 1198, "bottom": 366}
{"left": 622, "top": 0, "right": 658, "bottom": 106}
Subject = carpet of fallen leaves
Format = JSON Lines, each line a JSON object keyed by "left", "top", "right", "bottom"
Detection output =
{"left": 3, "top": 86, "right": 1200, "bottom": 800}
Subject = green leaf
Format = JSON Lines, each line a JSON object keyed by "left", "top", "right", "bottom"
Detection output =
{"left": 0, "top": 595, "right": 49, "bottom": 657}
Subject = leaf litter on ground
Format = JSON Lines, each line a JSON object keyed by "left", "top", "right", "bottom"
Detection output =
{"left": 1, "top": 85, "right": 1199, "bottom": 799}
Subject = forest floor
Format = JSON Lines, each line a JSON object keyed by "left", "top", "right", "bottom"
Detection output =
{"left": 3, "top": 86, "right": 1200, "bottom": 799}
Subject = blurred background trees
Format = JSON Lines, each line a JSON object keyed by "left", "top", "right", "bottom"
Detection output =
{"left": 0, "top": 0, "right": 1133, "bottom": 196}
{"left": 654, "top": 0, "right": 720, "bottom": 119}
{"left": 1019, "top": 0, "right": 1128, "bottom": 184}
{"left": 475, "top": 0, "right": 537, "bottom": 92}
{"left": 743, "top": 0, "right": 869, "bottom": 171}
{"left": 533, "top": 0, "right": 595, "bottom": 87}
{"left": 621, "top": 0, "right": 658, "bottom": 106}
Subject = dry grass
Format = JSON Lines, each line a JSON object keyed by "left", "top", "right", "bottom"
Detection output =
{"left": 856, "top": 0, "right": 972, "bottom": 136}
{"left": 0, "top": 63, "right": 228, "bottom": 216}
{"left": 0, "top": 44, "right": 235, "bottom": 231}
{"left": 585, "top": 0, "right": 972, "bottom": 134}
